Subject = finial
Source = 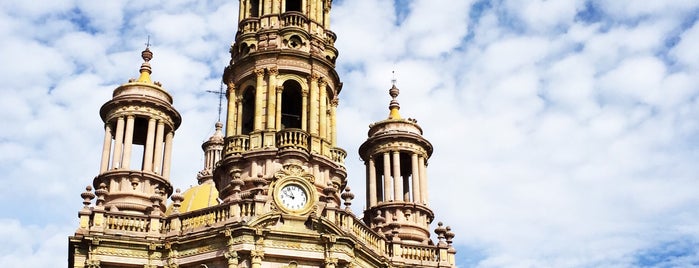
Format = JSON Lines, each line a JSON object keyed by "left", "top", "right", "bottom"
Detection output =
{"left": 136, "top": 36, "right": 154, "bottom": 84}
{"left": 206, "top": 82, "right": 226, "bottom": 122}
{"left": 388, "top": 71, "right": 401, "bottom": 119}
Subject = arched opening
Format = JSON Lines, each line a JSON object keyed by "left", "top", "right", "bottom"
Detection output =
{"left": 250, "top": 0, "right": 260, "bottom": 17}
{"left": 241, "top": 86, "right": 255, "bottom": 134}
{"left": 285, "top": 0, "right": 301, "bottom": 12}
{"left": 281, "top": 80, "right": 302, "bottom": 129}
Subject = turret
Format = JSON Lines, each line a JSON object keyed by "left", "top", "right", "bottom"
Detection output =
{"left": 94, "top": 47, "right": 181, "bottom": 215}
{"left": 359, "top": 83, "right": 434, "bottom": 244}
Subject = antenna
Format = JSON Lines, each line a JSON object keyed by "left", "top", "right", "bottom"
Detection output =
{"left": 206, "top": 82, "right": 226, "bottom": 122}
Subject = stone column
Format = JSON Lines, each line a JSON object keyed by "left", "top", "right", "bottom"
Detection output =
{"left": 309, "top": 73, "right": 319, "bottom": 135}
{"left": 266, "top": 67, "right": 277, "bottom": 129}
{"left": 226, "top": 83, "right": 237, "bottom": 136}
{"left": 419, "top": 156, "right": 428, "bottom": 204}
{"left": 111, "top": 117, "right": 125, "bottom": 169}
{"left": 143, "top": 118, "right": 156, "bottom": 172}
{"left": 162, "top": 131, "right": 174, "bottom": 179}
{"left": 153, "top": 121, "right": 165, "bottom": 174}
{"left": 301, "top": 89, "right": 308, "bottom": 131}
{"left": 382, "top": 152, "right": 392, "bottom": 201}
{"left": 319, "top": 79, "right": 327, "bottom": 139}
{"left": 121, "top": 115, "right": 135, "bottom": 170}
{"left": 330, "top": 98, "right": 337, "bottom": 146}
{"left": 239, "top": 0, "right": 245, "bottom": 22}
{"left": 254, "top": 68, "right": 265, "bottom": 131}
{"left": 99, "top": 123, "right": 113, "bottom": 173}
{"left": 411, "top": 153, "right": 421, "bottom": 203}
{"left": 236, "top": 97, "right": 243, "bottom": 135}
{"left": 392, "top": 151, "right": 402, "bottom": 201}
{"left": 275, "top": 86, "right": 283, "bottom": 129}
{"left": 368, "top": 156, "right": 377, "bottom": 206}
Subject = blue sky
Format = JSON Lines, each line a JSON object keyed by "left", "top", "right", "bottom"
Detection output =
{"left": 1, "top": 0, "right": 699, "bottom": 267}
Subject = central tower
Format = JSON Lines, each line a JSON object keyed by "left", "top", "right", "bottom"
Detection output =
{"left": 217, "top": 0, "right": 346, "bottom": 204}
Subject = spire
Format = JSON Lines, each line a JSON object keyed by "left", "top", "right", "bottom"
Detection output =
{"left": 388, "top": 71, "right": 401, "bottom": 119}
{"left": 136, "top": 38, "right": 153, "bottom": 83}
{"left": 198, "top": 122, "right": 224, "bottom": 184}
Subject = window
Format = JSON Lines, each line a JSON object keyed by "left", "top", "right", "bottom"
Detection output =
{"left": 250, "top": 0, "right": 260, "bottom": 17}
{"left": 241, "top": 86, "right": 255, "bottom": 134}
{"left": 286, "top": 0, "right": 301, "bottom": 12}
{"left": 281, "top": 80, "right": 302, "bottom": 129}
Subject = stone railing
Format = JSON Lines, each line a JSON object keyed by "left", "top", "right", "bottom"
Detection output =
{"left": 224, "top": 135, "right": 250, "bottom": 156}
{"left": 399, "top": 243, "right": 439, "bottom": 262}
{"left": 105, "top": 212, "right": 150, "bottom": 233}
{"left": 329, "top": 147, "right": 346, "bottom": 164}
{"left": 325, "top": 30, "right": 337, "bottom": 43}
{"left": 281, "top": 11, "right": 307, "bottom": 28}
{"left": 179, "top": 203, "right": 230, "bottom": 232}
{"left": 336, "top": 212, "right": 385, "bottom": 256}
{"left": 276, "top": 128, "right": 309, "bottom": 151}
{"left": 239, "top": 18, "right": 259, "bottom": 34}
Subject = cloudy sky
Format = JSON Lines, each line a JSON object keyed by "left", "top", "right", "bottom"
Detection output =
{"left": 2, "top": 0, "right": 699, "bottom": 267}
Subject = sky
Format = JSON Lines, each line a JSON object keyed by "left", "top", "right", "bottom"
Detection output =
{"left": 1, "top": 0, "right": 699, "bottom": 267}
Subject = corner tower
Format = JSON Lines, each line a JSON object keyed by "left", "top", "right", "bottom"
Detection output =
{"left": 359, "top": 84, "right": 434, "bottom": 244}
{"left": 217, "top": 0, "right": 345, "bottom": 205}
{"left": 96, "top": 47, "right": 182, "bottom": 214}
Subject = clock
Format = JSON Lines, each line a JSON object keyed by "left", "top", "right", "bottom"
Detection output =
{"left": 278, "top": 183, "right": 308, "bottom": 210}
{"left": 273, "top": 175, "right": 316, "bottom": 215}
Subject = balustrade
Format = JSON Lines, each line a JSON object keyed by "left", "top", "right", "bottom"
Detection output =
{"left": 282, "top": 11, "right": 307, "bottom": 28}
{"left": 329, "top": 147, "right": 347, "bottom": 164}
{"left": 178, "top": 204, "right": 230, "bottom": 231}
{"left": 105, "top": 213, "right": 150, "bottom": 233}
{"left": 239, "top": 18, "right": 259, "bottom": 34}
{"left": 276, "top": 128, "right": 309, "bottom": 151}
{"left": 399, "top": 244, "right": 439, "bottom": 262}
{"left": 224, "top": 135, "right": 250, "bottom": 156}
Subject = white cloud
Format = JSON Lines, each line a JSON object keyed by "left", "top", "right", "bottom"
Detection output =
{"left": 2, "top": 1, "right": 699, "bottom": 268}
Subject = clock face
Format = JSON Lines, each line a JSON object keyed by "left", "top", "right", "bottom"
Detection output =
{"left": 279, "top": 184, "right": 308, "bottom": 210}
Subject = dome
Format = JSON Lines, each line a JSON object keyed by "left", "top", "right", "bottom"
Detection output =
{"left": 166, "top": 182, "right": 219, "bottom": 215}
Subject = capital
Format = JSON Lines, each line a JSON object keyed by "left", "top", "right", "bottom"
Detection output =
{"left": 268, "top": 67, "right": 278, "bottom": 76}
{"left": 254, "top": 68, "right": 265, "bottom": 77}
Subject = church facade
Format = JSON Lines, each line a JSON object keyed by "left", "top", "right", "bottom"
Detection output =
{"left": 69, "top": 1, "right": 457, "bottom": 267}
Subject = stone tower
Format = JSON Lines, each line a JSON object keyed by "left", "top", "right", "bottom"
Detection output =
{"left": 69, "top": 1, "right": 457, "bottom": 267}
{"left": 359, "top": 84, "right": 435, "bottom": 245}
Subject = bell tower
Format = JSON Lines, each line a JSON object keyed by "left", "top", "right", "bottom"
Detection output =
{"left": 359, "top": 83, "right": 435, "bottom": 244}
{"left": 217, "top": 0, "right": 345, "bottom": 205}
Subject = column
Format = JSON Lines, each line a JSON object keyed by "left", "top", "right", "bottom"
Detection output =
{"left": 419, "top": 156, "right": 428, "bottom": 204}
{"left": 411, "top": 153, "right": 421, "bottom": 203}
{"left": 111, "top": 117, "right": 125, "bottom": 169}
{"left": 239, "top": 0, "right": 246, "bottom": 21}
{"left": 99, "top": 123, "right": 113, "bottom": 173}
{"left": 301, "top": 90, "right": 308, "bottom": 131}
{"left": 254, "top": 69, "right": 265, "bottom": 131}
{"left": 143, "top": 118, "right": 156, "bottom": 172}
{"left": 318, "top": 79, "right": 327, "bottom": 139}
{"left": 275, "top": 86, "right": 283, "bottom": 129}
{"left": 226, "top": 83, "right": 237, "bottom": 136}
{"left": 162, "top": 131, "right": 174, "bottom": 179}
{"left": 121, "top": 115, "right": 135, "bottom": 170}
{"left": 153, "top": 121, "right": 165, "bottom": 174}
{"left": 323, "top": 2, "right": 330, "bottom": 27}
{"left": 330, "top": 99, "right": 337, "bottom": 146}
{"left": 236, "top": 97, "right": 243, "bottom": 135}
{"left": 392, "top": 151, "right": 402, "bottom": 201}
{"left": 309, "top": 73, "right": 319, "bottom": 134}
{"left": 368, "top": 156, "right": 377, "bottom": 206}
{"left": 382, "top": 152, "right": 392, "bottom": 201}
{"left": 266, "top": 67, "right": 277, "bottom": 129}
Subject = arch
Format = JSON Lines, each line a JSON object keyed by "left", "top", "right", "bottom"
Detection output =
{"left": 281, "top": 80, "right": 302, "bottom": 129}
{"left": 241, "top": 86, "right": 255, "bottom": 134}
{"left": 285, "top": 0, "right": 302, "bottom": 12}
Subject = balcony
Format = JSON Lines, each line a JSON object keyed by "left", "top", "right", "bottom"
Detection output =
{"left": 239, "top": 18, "right": 260, "bottom": 34}
{"left": 281, "top": 11, "right": 308, "bottom": 28}
{"left": 276, "top": 128, "right": 309, "bottom": 151}
{"left": 330, "top": 147, "right": 346, "bottom": 164}
{"left": 224, "top": 135, "right": 250, "bottom": 156}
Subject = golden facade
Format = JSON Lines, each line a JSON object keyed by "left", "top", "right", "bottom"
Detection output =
{"left": 69, "top": 1, "right": 457, "bottom": 267}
